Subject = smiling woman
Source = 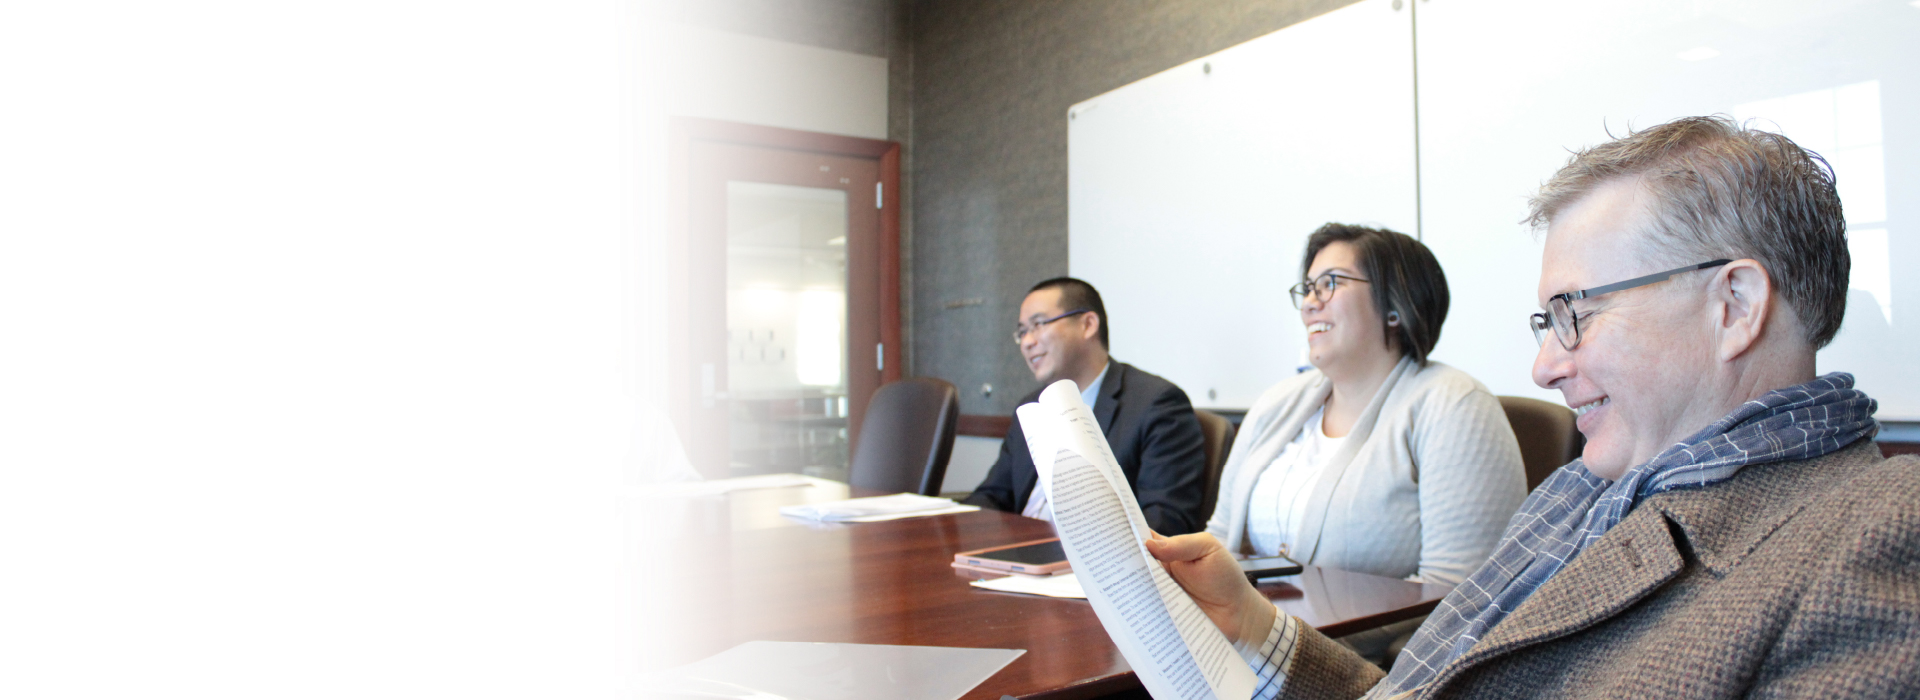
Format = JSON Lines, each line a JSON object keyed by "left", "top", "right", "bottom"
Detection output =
{"left": 1205, "top": 222, "right": 1528, "bottom": 662}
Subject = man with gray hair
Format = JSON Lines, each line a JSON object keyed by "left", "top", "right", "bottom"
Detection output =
{"left": 1146, "top": 116, "right": 1920, "bottom": 698}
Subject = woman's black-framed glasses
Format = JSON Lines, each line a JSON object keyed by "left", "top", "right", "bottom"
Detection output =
{"left": 1012, "top": 309, "right": 1092, "bottom": 344}
{"left": 1288, "top": 272, "right": 1370, "bottom": 310}
{"left": 1529, "top": 259, "right": 1732, "bottom": 351}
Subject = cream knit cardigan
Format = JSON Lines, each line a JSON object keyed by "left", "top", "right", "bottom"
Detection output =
{"left": 1205, "top": 357, "right": 1527, "bottom": 586}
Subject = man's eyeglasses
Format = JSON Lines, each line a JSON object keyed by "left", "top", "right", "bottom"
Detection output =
{"left": 1288, "top": 272, "right": 1370, "bottom": 310}
{"left": 1012, "top": 309, "right": 1092, "bottom": 344}
{"left": 1529, "top": 259, "right": 1732, "bottom": 351}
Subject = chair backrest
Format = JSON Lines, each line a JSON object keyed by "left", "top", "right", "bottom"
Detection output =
{"left": 1498, "top": 395, "right": 1586, "bottom": 491}
{"left": 849, "top": 377, "right": 961, "bottom": 496}
{"left": 1193, "top": 409, "right": 1237, "bottom": 521}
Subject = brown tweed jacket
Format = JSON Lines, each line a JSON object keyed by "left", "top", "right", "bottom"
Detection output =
{"left": 1281, "top": 439, "right": 1920, "bottom": 699}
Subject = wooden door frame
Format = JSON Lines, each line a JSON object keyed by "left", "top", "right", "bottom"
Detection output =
{"left": 666, "top": 117, "right": 903, "bottom": 478}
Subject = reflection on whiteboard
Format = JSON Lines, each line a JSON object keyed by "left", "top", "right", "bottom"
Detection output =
{"left": 1412, "top": 0, "right": 1919, "bottom": 419}
{"left": 1849, "top": 229, "right": 1890, "bottom": 325}
{"left": 1734, "top": 81, "right": 1891, "bottom": 325}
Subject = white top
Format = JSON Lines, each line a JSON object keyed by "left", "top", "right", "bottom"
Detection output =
{"left": 1244, "top": 407, "right": 1346, "bottom": 558}
{"left": 1205, "top": 358, "right": 1527, "bottom": 587}
{"left": 1022, "top": 362, "right": 1112, "bottom": 521}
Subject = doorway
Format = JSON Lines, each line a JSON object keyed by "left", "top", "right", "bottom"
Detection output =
{"left": 667, "top": 119, "right": 902, "bottom": 481}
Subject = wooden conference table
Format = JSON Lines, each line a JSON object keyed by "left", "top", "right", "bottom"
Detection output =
{"left": 636, "top": 478, "right": 1452, "bottom": 699}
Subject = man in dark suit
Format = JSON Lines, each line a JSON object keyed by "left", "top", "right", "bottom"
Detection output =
{"left": 960, "top": 277, "right": 1208, "bottom": 535}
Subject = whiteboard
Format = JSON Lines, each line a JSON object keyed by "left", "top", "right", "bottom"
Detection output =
{"left": 1417, "top": 0, "right": 1920, "bottom": 419}
{"left": 1069, "top": 0, "right": 1415, "bottom": 409}
{"left": 1071, "top": 0, "right": 1920, "bottom": 419}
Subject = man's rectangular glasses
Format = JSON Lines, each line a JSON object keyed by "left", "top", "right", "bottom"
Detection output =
{"left": 1529, "top": 259, "right": 1732, "bottom": 351}
{"left": 1012, "top": 309, "right": 1091, "bottom": 344}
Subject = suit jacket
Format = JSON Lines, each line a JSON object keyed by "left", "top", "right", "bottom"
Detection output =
{"left": 960, "top": 361, "right": 1209, "bottom": 535}
{"left": 1277, "top": 439, "right": 1920, "bottom": 699}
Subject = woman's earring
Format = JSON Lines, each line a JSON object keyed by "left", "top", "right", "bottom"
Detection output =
{"left": 1386, "top": 310, "right": 1401, "bottom": 326}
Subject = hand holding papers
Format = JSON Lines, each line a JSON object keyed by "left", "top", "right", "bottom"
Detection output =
{"left": 1016, "top": 380, "right": 1257, "bottom": 700}
{"left": 779, "top": 493, "right": 979, "bottom": 523}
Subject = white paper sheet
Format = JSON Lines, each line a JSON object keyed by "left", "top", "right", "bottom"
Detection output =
{"left": 635, "top": 641, "right": 1024, "bottom": 700}
{"left": 633, "top": 473, "right": 823, "bottom": 499}
{"left": 779, "top": 493, "right": 973, "bottom": 522}
{"left": 970, "top": 572, "right": 1087, "bottom": 599}
{"left": 1016, "top": 380, "right": 1256, "bottom": 700}
{"left": 836, "top": 504, "right": 979, "bottom": 522}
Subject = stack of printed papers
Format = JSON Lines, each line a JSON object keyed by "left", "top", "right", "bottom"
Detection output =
{"left": 779, "top": 493, "right": 979, "bottom": 522}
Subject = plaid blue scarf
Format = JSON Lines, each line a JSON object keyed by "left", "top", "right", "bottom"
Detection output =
{"left": 1378, "top": 373, "right": 1878, "bottom": 697}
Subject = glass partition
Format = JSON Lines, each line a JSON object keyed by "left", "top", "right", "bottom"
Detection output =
{"left": 725, "top": 181, "right": 851, "bottom": 480}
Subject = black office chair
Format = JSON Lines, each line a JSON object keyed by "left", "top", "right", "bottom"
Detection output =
{"left": 1498, "top": 396, "right": 1586, "bottom": 491}
{"left": 1193, "top": 409, "right": 1237, "bottom": 521}
{"left": 848, "top": 377, "right": 961, "bottom": 496}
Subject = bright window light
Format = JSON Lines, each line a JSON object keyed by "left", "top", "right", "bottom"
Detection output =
{"left": 1676, "top": 47, "right": 1720, "bottom": 61}
{"left": 1849, "top": 228, "right": 1892, "bottom": 326}
{"left": 795, "top": 289, "right": 844, "bottom": 386}
{"left": 1734, "top": 80, "right": 1889, "bottom": 325}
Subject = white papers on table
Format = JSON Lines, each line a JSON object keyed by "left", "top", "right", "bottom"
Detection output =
{"left": 1017, "top": 379, "right": 1256, "bottom": 700}
{"left": 779, "top": 493, "right": 979, "bottom": 522}
{"left": 837, "top": 504, "right": 979, "bottom": 522}
{"left": 632, "top": 473, "right": 823, "bottom": 499}
{"left": 635, "top": 640, "right": 1024, "bottom": 700}
{"left": 971, "top": 572, "right": 1087, "bottom": 599}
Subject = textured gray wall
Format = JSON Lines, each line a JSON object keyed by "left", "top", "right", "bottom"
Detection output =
{"left": 906, "top": 0, "right": 1364, "bottom": 414}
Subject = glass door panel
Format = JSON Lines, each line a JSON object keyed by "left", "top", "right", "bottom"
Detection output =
{"left": 675, "top": 127, "right": 887, "bottom": 482}
{"left": 725, "top": 181, "right": 850, "bottom": 481}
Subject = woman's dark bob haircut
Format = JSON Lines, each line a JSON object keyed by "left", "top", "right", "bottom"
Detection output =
{"left": 1299, "top": 223, "right": 1450, "bottom": 365}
